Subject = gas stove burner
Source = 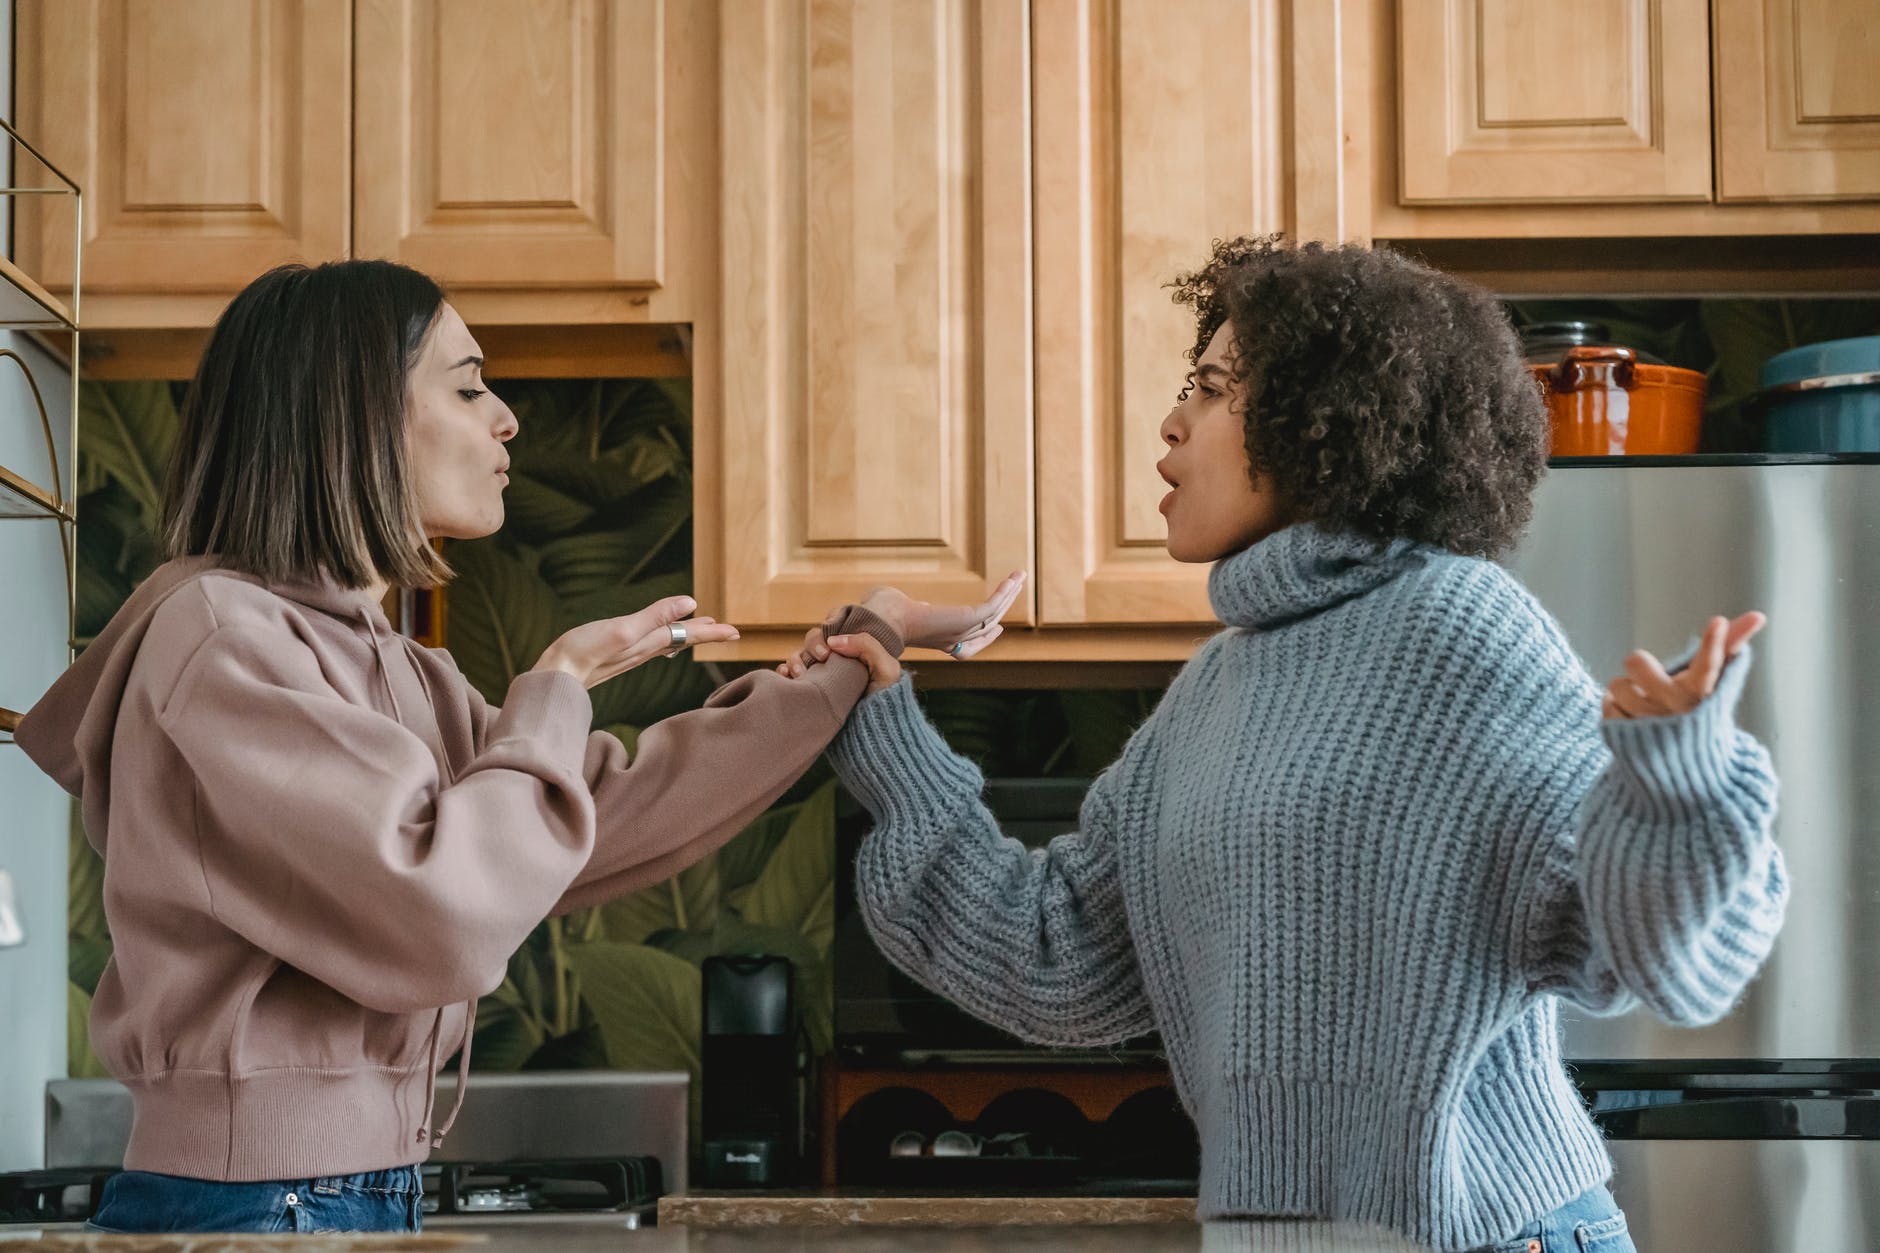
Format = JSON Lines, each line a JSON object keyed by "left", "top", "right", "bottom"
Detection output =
{"left": 456, "top": 1182, "right": 541, "bottom": 1212}
{"left": 423, "top": 1157, "right": 662, "bottom": 1217}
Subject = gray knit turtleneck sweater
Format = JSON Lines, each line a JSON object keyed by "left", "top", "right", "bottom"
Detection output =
{"left": 827, "top": 523, "right": 1786, "bottom": 1252}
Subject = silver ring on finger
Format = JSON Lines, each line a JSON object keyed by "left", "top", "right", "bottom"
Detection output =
{"left": 667, "top": 622, "right": 687, "bottom": 653}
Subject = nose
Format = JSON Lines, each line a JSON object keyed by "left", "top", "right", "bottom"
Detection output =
{"left": 1160, "top": 405, "right": 1182, "bottom": 447}
{"left": 493, "top": 395, "right": 519, "bottom": 443}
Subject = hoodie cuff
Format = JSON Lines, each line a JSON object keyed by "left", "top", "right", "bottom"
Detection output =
{"left": 493, "top": 669, "right": 595, "bottom": 764}
{"left": 827, "top": 675, "right": 981, "bottom": 825}
{"left": 822, "top": 604, "right": 906, "bottom": 659}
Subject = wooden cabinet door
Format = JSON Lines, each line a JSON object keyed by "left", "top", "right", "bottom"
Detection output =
{"left": 1714, "top": 0, "right": 1880, "bottom": 201}
{"left": 708, "top": 0, "right": 1034, "bottom": 627}
{"left": 1397, "top": 0, "right": 1713, "bottom": 204}
{"left": 12, "top": 0, "right": 351, "bottom": 320}
{"left": 1035, "top": 0, "right": 1320, "bottom": 625}
{"left": 352, "top": 0, "right": 676, "bottom": 315}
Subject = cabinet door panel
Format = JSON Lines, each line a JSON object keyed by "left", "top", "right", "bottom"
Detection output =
{"left": 712, "top": 0, "right": 1034, "bottom": 626}
{"left": 1398, "top": 0, "right": 1712, "bottom": 204}
{"left": 13, "top": 0, "right": 350, "bottom": 302}
{"left": 1035, "top": 0, "right": 1297, "bottom": 625}
{"left": 1715, "top": 0, "right": 1880, "bottom": 201}
{"left": 353, "top": 0, "right": 663, "bottom": 291}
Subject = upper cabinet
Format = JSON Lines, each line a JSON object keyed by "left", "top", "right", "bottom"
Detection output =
{"left": 1033, "top": 0, "right": 1305, "bottom": 625}
{"left": 1397, "top": 0, "right": 1713, "bottom": 204}
{"left": 353, "top": 0, "right": 709, "bottom": 323}
{"left": 13, "top": 0, "right": 352, "bottom": 325}
{"left": 1366, "top": 0, "right": 1880, "bottom": 237}
{"left": 706, "top": 0, "right": 1037, "bottom": 627}
{"left": 707, "top": 0, "right": 1347, "bottom": 637}
{"left": 15, "top": 0, "right": 709, "bottom": 328}
{"left": 1713, "top": 0, "right": 1880, "bottom": 201}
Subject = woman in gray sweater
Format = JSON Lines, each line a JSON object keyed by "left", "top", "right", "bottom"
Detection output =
{"left": 795, "top": 238, "right": 1781, "bottom": 1252}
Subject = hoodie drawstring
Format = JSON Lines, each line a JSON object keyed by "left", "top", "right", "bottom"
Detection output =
{"left": 362, "top": 609, "right": 408, "bottom": 728}
{"left": 415, "top": 1007, "right": 445, "bottom": 1145}
{"left": 371, "top": 609, "right": 473, "bottom": 1150}
{"left": 432, "top": 1000, "right": 475, "bottom": 1146}
{"left": 413, "top": 1000, "right": 476, "bottom": 1149}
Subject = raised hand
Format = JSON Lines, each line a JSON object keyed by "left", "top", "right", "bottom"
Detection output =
{"left": 533, "top": 595, "right": 740, "bottom": 690}
{"left": 1603, "top": 611, "right": 1765, "bottom": 721}
{"left": 866, "top": 570, "right": 1027, "bottom": 658}
{"left": 778, "top": 572, "right": 1027, "bottom": 679}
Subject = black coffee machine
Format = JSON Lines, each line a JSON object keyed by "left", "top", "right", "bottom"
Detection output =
{"left": 699, "top": 954, "right": 804, "bottom": 1186}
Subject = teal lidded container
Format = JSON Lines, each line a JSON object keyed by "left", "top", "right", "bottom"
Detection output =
{"left": 1759, "top": 335, "right": 1880, "bottom": 453}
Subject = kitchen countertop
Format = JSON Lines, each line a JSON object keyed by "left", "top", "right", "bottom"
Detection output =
{"left": 0, "top": 1222, "right": 1435, "bottom": 1252}
{"left": 657, "top": 1192, "right": 1197, "bottom": 1226}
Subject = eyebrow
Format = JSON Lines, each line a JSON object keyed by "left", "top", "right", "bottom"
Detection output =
{"left": 451, "top": 355, "right": 484, "bottom": 371}
{"left": 1196, "top": 363, "right": 1233, "bottom": 385}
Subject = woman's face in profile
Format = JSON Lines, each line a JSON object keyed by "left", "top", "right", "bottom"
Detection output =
{"left": 1155, "top": 324, "right": 1289, "bottom": 563}
{"left": 406, "top": 303, "right": 518, "bottom": 540}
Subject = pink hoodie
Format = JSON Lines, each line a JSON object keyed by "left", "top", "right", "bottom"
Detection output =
{"left": 17, "top": 557, "right": 898, "bottom": 1181}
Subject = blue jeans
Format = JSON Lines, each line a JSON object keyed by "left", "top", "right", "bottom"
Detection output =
{"left": 86, "top": 1165, "right": 423, "bottom": 1234}
{"left": 1489, "top": 1183, "right": 1634, "bottom": 1253}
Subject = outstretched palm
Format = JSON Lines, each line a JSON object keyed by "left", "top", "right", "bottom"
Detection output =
{"left": 778, "top": 572, "right": 1028, "bottom": 679}
{"left": 863, "top": 571, "right": 1026, "bottom": 658}
{"left": 1603, "top": 611, "right": 1765, "bottom": 720}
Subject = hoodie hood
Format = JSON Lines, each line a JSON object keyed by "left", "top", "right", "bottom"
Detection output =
{"left": 17, "top": 557, "right": 388, "bottom": 854}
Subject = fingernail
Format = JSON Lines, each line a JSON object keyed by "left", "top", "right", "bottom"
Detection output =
{"left": 829, "top": 635, "right": 848, "bottom": 646}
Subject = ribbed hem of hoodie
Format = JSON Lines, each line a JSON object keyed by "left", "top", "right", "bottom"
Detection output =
{"left": 122, "top": 1065, "right": 437, "bottom": 1182}
{"left": 823, "top": 603, "right": 907, "bottom": 659}
{"left": 1195, "top": 1070, "right": 1611, "bottom": 1251}
{"left": 828, "top": 675, "right": 981, "bottom": 826}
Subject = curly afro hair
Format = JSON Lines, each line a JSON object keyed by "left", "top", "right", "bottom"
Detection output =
{"left": 1169, "top": 235, "right": 1547, "bottom": 559}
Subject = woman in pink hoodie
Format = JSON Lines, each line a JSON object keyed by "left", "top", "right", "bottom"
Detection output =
{"left": 18, "top": 259, "right": 1022, "bottom": 1234}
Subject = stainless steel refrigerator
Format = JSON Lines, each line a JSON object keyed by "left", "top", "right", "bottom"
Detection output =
{"left": 1504, "top": 459, "right": 1880, "bottom": 1250}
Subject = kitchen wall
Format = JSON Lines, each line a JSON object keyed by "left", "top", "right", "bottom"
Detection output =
{"left": 0, "top": 0, "right": 80, "bottom": 1172}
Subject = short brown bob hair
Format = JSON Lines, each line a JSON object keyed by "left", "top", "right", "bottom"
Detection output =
{"left": 161, "top": 259, "right": 452, "bottom": 589}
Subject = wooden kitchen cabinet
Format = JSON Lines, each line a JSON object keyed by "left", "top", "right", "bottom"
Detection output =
{"left": 702, "top": 0, "right": 1037, "bottom": 628}
{"left": 12, "top": 0, "right": 352, "bottom": 327}
{"left": 1395, "top": 0, "right": 1714, "bottom": 205}
{"left": 353, "top": 0, "right": 711, "bottom": 324}
{"left": 15, "top": 0, "right": 710, "bottom": 329}
{"left": 1713, "top": 0, "right": 1880, "bottom": 202}
{"left": 1364, "top": 0, "right": 1880, "bottom": 238}
{"left": 1032, "top": 0, "right": 1344, "bottom": 625}
{"left": 698, "top": 0, "right": 1350, "bottom": 649}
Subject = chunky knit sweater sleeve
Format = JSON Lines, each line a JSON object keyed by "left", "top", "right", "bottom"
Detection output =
{"left": 827, "top": 675, "right": 1156, "bottom": 1047}
{"left": 1508, "top": 615, "right": 1787, "bottom": 1025}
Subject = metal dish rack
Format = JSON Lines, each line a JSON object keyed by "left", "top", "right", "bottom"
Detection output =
{"left": 0, "top": 115, "right": 80, "bottom": 744}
